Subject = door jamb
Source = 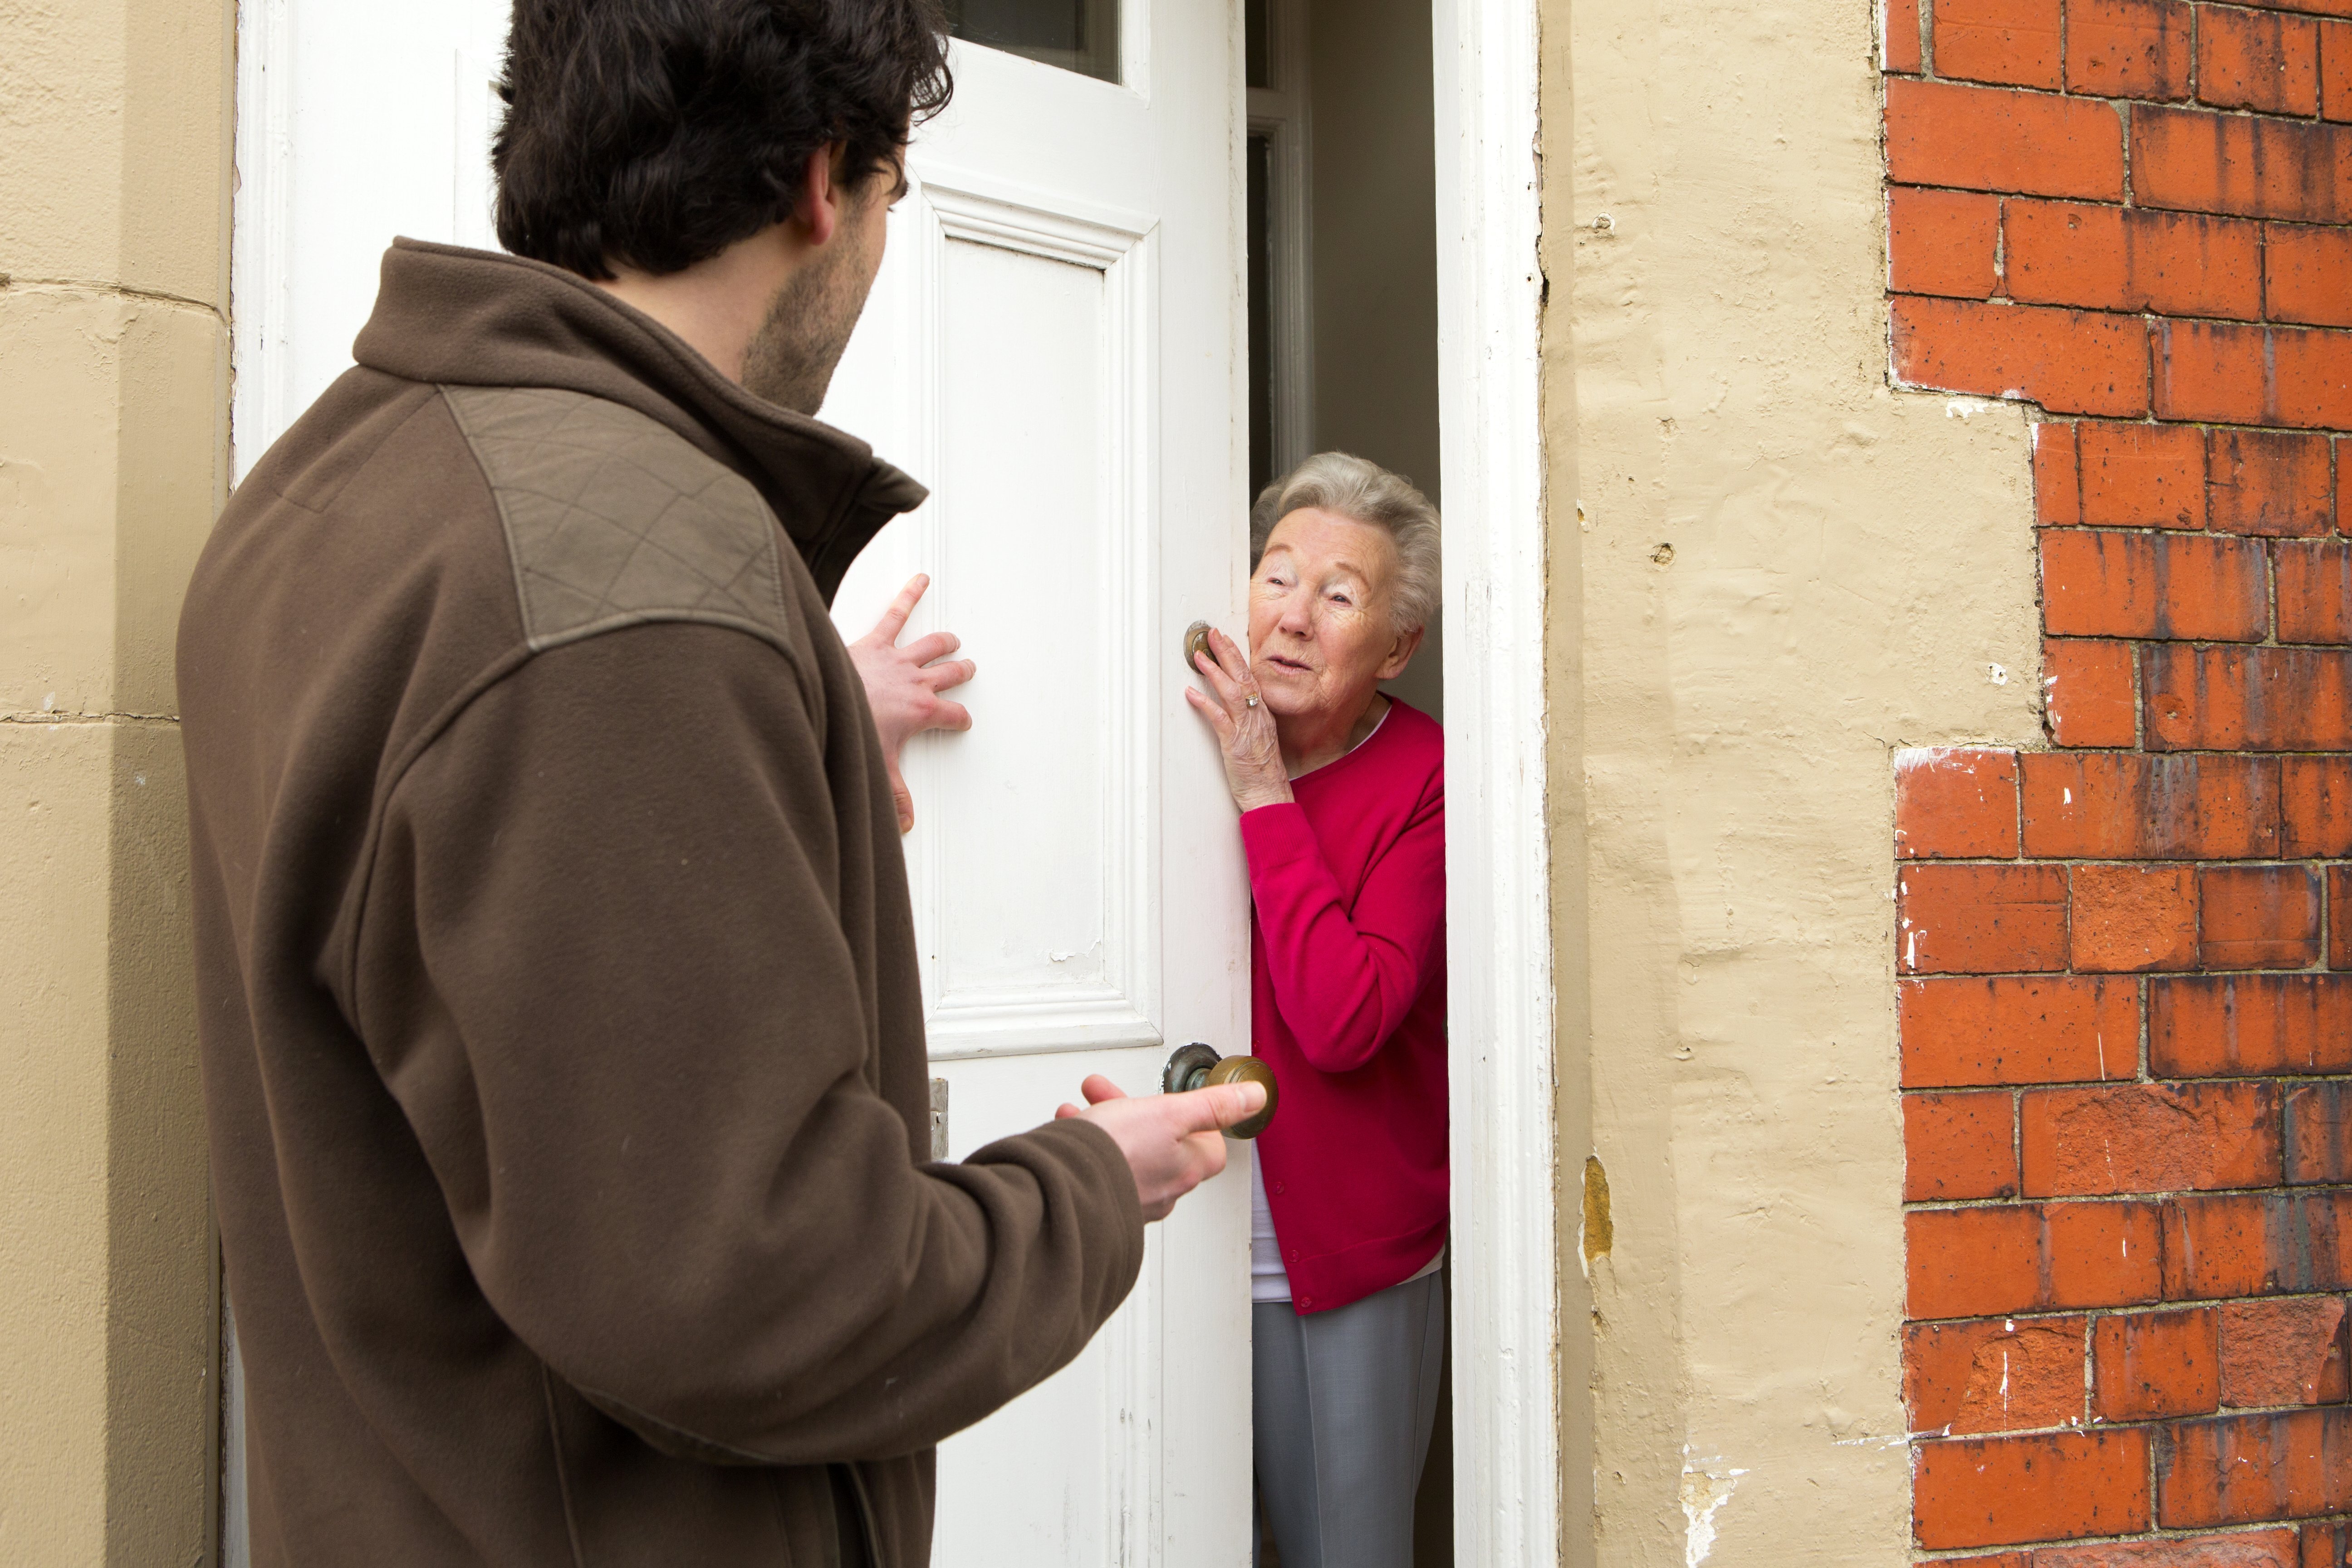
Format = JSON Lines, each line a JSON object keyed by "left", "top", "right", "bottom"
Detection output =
{"left": 1431, "top": 0, "right": 1562, "bottom": 1563}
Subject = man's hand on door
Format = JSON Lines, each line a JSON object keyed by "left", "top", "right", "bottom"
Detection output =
{"left": 847, "top": 573, "right": 975, "bottom": 833}
{"left": 1054, "top": 1074, "right": 1267, "bottom": 1222}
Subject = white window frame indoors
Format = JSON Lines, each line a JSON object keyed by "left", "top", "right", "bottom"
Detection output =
{"left": 223, "top": 0, "right": 1557, "bottom": 1562}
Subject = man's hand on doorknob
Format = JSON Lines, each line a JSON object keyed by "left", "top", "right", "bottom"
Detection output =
{"left": 1054, "top": 1073, "right": 1267, "bottom": 1222}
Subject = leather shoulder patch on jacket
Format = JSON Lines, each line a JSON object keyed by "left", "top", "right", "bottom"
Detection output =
{"left": 441, "top": 384, "right": 798, "bottom": 655}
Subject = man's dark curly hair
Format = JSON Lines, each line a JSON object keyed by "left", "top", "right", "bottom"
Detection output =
{"left": 494, "top": 0, "right": 952, "bottom": 279}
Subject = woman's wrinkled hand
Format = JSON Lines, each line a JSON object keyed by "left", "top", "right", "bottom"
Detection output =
{"left": 847, "top": 573, "right": 974, "bottom": 833}
{"left": 1183, "top": 625, "right": 1293, "bottom": 814}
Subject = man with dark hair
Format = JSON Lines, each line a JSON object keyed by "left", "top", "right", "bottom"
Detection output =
{"left": 176, "top": 2, "right": 1262, "bottom": 1562}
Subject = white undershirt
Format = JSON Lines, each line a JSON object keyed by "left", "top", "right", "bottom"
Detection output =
{"left": 1251, "top": 1158, "right": 1443, "bottom": 1304}
{"left": 1250, "top": 1158, "right": 1293, "bottom": 1303}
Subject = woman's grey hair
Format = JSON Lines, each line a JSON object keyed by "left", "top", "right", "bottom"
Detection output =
{"left": 1249, "top": 452, "right": 1442, "bottom": 636}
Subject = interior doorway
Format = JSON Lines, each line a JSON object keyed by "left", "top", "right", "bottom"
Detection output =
{"left": 1244, "top": 0, "right": 1445, "bottom": 726}
{"left": 1243, "top": 0, "right": 1452, "bottom": 1562}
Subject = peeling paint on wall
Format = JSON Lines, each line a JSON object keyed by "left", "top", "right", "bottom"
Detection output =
{"left": 1679, "top": 1448, "right": 1748, "bottom": 1568}
{"left": 1581, "top": 1154, "right": 1613, "bottom": 1272}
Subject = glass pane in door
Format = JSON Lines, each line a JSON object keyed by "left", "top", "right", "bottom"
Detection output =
{"left": 946, "top": 0, "right": 1120, "bottom": 82}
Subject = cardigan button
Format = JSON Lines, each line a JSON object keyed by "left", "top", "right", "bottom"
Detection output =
{"left": 1285, "top": 1248, "right": 1301, "bottom": 1263}
{"left": 1297, "top": 1295, "right": 1313, "bottom": 1308}
{"left": 1271, "top": 1181, "right": 1285, "bottom": 1196}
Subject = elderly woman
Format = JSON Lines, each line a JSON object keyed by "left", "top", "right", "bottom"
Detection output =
{"left": 1185, "top": 452, "right": 1447, "bottom": 1568}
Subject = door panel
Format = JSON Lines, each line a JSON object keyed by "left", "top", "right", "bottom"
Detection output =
{"left": 239, "top": 5, "right": 1250, "bottom": 1567}
{"left": 823, "top": 24, "right": 1251, "bottom": 1568}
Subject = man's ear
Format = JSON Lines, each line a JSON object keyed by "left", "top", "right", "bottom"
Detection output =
{"left": 1377, "top": 624, "right": 1426, "bottom": 681}
{"left": 789, "top": 142, "right": 848, "bottom": 246}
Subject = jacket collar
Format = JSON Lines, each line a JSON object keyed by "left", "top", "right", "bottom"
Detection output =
{"left": 352, "top": 238, "right": 926, "bottom": 604}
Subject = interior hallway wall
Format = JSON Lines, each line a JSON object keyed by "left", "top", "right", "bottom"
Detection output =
{"left": 1308, "top": 0, "right": 1446, "bottom": 720}
{"left": 0, "top": 0, "right": 235, "bottom": 1560}
{"left": 1547, "top": 0, "right": 2046, "bottom": 1559}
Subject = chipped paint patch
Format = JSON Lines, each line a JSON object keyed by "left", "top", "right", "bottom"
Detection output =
{"left": 1580, "top": 1155, "right": 1613, "bottom": 1275}
{"left": 1680, "top": 1448, "right": 1748, "bottom": 1568}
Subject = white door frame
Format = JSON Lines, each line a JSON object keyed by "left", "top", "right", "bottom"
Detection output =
{"left": 225, "top": 0, "right": 1559, "bottom": 1562}
{"left": 1431, "top": 0, "right": 1560, "bottom": 1564}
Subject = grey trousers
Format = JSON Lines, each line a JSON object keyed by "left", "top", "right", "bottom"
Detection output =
{"left": 1252, "top": 1270, "right": 1445, "bottom": 1568}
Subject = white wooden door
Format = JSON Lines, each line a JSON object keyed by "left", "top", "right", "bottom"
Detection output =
{"left": 233, "top": 5, "right": 1254, "bottom": 1567}
{"left": 822, "top": 15, "right": 1253, "bottom": 1566}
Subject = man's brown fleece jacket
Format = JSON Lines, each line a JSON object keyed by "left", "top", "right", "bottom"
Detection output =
{"left": 177, "top": 238, "right": 1145, "bottom": 1566}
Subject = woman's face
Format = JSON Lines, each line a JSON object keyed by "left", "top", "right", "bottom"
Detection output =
{"left": 1247, "top": 508, "right": 1422, "bottom": 724}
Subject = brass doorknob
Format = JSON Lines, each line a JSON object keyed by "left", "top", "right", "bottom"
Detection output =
{"left": 1182, "top": 620, "right": 1215, "bottom": 673}
{"left": 1161, "top": 1042, "right": 1277, "bottom": 1139}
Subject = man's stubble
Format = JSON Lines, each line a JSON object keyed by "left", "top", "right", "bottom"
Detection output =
{"left": 741, "top": 193, "right": 887, "bottom": 416}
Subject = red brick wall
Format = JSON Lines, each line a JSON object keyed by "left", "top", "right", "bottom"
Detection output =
{"left": 1884, "top": 0, "right": 2352, "bottom": 1560}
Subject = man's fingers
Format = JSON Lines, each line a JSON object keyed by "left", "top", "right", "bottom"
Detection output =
{"left": 873, "top": 573, "right": 930, "bottom": 640}
{"left": 920, "top": 659, "right": 977, "bottom": 695}
{"left": 886, "top": 759, "right": 915, "bottom": 833}
{"left": 931, "top": 699, "right": 973, "bottom": 733}
{"left": 902, "top": 630, "right": 962, "bottom": 666}
{"left": 1166, "top": 1080, "right": 1266, "bottom": 1135}
{"left": 1079, "top": 1073, "right": 1127, "bottom": 1106}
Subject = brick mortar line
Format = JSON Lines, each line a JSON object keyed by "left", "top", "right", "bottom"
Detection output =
{"left": 1905, "top": 853, "right": 2350, "bottom": 863}
{"left": 1893, "top": 291, "right": 2352, "bottom": 341}
{"left": 1905, "top": 971, "right": 2344, "bottom": 980}
{"left": 1906, "top": 1186, "right": 2352, "bottom": 1212}
{"left": 1910, "top": 1072, "right": 2352, "bottom": 1086}
{"left": 1883, "top": 63, "right": 2343, "bottom": 126}
{"left": 1903, "top": 972, "right": 2346, "bottom": 981}
{"left": 1906, "top": 858, "right": 2344, "bottom": 867}
{"left": 2136, "top": 585, "right": 2153, "bottom": 742}
{"left": 1911, "top": 1517, "right": 2352, "bottom": 1562}
{"left": 1901, "top": 298, "right": 2352, "bottom": 342}
{"left": 1889, "top": 183, "right": 2352, "bottom": 235}
{"left": 1911, "top": 1399, "right": 2352, "bottom": 1443}
{"left": 2020, "top": 415, "right": 2352, "bottom": 439}
{"left": 1908, "top": 1516, "right": 2352, "bottom": 1549}
{"left": 1915, "top": 1288, "right": 2352, "bottom": 1319}
{"left": 1905, "top": 1071, "right": 2352, "bottom": 1089}
{"left": 1901, "top": 735, "right": 2347, "bottom": 751}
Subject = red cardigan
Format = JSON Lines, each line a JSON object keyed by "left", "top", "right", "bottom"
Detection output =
{"left": 1243, "top": 698, "right": 1447, "bottom": 1316}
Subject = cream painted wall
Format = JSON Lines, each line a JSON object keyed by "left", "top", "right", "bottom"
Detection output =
{"left": 0, "top": 1, "right": 233, "bottom": 1560}
{"left": 1547, "top": 0, "right": 2044, "bottom": 1561}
